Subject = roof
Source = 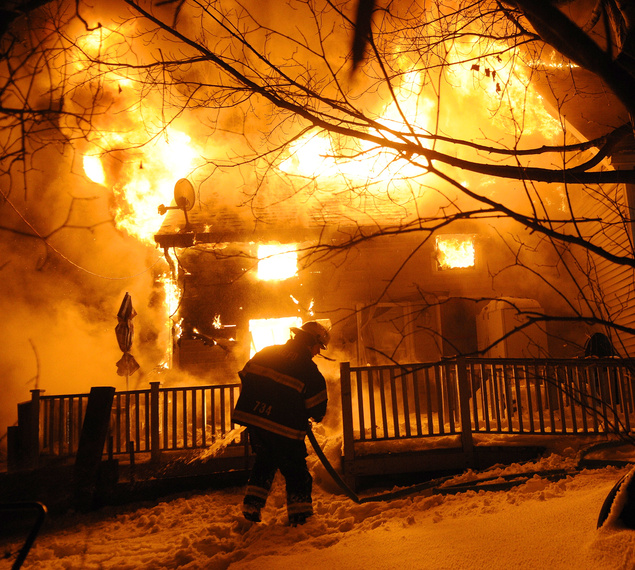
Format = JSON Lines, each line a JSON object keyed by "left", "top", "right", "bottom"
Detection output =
{"left": 153, "top": 193, "right": 420, "bottom": 248}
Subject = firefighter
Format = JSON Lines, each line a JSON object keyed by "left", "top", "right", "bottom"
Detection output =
{"left": 232, "top": 321, "right": 330, "bottom": 526}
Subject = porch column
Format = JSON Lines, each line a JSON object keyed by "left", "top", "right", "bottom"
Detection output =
{"left": 456, "top": 359, "right": 475, "bottom": 466}
{"left": 340, "top": 362, "right": 356, "bottom": 490}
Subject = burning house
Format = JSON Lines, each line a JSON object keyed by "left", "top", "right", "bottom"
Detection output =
{"left": 153, "top": 175, "right": 589, "bottom": 383}
{"left": 142, "top": 3, "right": 635, "bottom": 382}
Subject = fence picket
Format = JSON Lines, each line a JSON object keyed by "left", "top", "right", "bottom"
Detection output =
{"left": 425, "top": 367, "right": 433, "bottom": 435}
{"left": 390, "top": 368, "right": 400, "bottom": 438}
{"left": 365, "top": 369, "right": 375, "bottom": 440}
{"left": 470, "top": 363, "right": 480, "bottom": 431}
{"left": 412, "top": 368, "right": 423, "bottom": 436}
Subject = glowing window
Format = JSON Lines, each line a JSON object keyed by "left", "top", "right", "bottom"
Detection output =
{"left": 257, "top": 244, "right": 298, "bottom": 281}
{"left": 249, "top": 316, "right": 302, "bottom": 357}
{"left": 436, "top": 235, "right": 475, "bottom": 270}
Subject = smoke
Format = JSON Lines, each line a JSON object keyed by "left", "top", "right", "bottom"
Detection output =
{"left": 0, "top": 0, "right": 259, "bottom": 448}
{"left": 0, "top": 140, "right": 168, "bottom": 446}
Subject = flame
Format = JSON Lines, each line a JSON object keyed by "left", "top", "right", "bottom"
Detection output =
{"left": 249, "top": 316, "right": 303, "bottom": 357}
{"left": 436, "top": 235, "right": 475, "bottom": 269}
{"left": 69, "top": 21, "right": 202, "bottom": 244}
{"left": 279, "top": 35, "right": 562, "bottom": 200}
{"left": 280, "top": 135, "right": 333, "bottom": 178}
{"left": 83, "top": 155, "right": 106, "bottom": 185}
{"left": 77, "top": 25, "right": 126, "bottom": 56}
{"left": 110, "top": 129, "right": 199, "bottom": 244}
{"left": 173, "top": 318, "right": 183, "bottom": 342}
{"left": 279, "top": 70, "right": 431, "bottom": 188}
{"left": 445, "top": 37, "right": 561, "bottom": 138}
{"left": 159, "top": 271, "right": 182, "bottom": 315}
{"left": 157, "top": 270, "right": 182, "bottom": 367}
{"left": 257, "top": 244, "right": 298, "bottom": 281}
{"left": 213, "top": 314, "right": 222, "bottom": 329}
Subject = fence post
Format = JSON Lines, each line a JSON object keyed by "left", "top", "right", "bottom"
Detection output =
{"left": 150, "top": 382, "right": 161, "bottom": 463}
{"left": 457, "top": 358, "right": 475, "bottom": 467}
{"left": 29, "top": 389, "right": 41, "bottom": 468}
{"left": 73, "top": 386, "right": 116, "bottom": 511}
{"left": 339, "top": 362, "right": 356, "bottom": 490}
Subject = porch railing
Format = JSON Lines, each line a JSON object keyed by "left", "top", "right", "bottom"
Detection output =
{"left": 340, "top": 358, "right": 635, "bottom": 486}
{"left": 11, "top": 357, "right": 635, "bottom": 474}
{"left": 34, "top": 382, "right": 245, "bottom": 463}
{"left": 341, "top": 358, "right": 635, "bottom": 443}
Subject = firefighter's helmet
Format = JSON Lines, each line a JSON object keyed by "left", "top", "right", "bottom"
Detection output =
{"left": 291, "top": 321, "right": 331, "bottom": 349}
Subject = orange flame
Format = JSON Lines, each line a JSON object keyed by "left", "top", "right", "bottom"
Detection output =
{"left": 446, "top": 37, "right": 561, "bottom": 138}
{"left": 279, "top": 37, "right": 561, "bottom": 198}
{"left": 112, "top": 130, "right": 199, "bottom": 245}
{"left": 249, "top": 316, "right": 303, "bottom": 357}
{"left": 436, "top": 235, "right": 475, "bottom": 269}
{"left": 257, "top": 244, "right": 298, "bottom": 281}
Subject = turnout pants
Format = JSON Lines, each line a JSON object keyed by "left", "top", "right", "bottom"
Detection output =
{"left": 243, "top": 426, "right": 313, "bottom": 522}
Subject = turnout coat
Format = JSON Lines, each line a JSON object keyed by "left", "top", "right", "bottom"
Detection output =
{"left": 232, "top": 338, "right": 328, "bottom": 440}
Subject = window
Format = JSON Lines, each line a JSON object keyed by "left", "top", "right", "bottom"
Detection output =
{"left": 435, "top": 235, "right": 475, "bottom": 270}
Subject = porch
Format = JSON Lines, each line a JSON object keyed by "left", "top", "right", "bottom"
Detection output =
{"left": 4, "top": 357, "right": 634, "bottom": 503}
{"left": 340, "top": 357, "right": 635, "bottom": 489}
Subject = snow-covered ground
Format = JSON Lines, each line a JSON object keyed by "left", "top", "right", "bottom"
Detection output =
{"left": 2, "top": 435, "right": 635, "bottom": 569}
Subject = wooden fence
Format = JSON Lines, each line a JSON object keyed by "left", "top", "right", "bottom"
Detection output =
{"left": 9, "top": 358, "right": 635, "bottom": 483}
{"left": 340, "top": 358, "right": 635, "bottom": 487}
{"left": 12, "top": 382, "right": 248, "bottom": 470}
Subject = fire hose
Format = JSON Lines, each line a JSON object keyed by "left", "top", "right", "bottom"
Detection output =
{"left": 306, "top": 425, "right": 633, "bottom": 507}
{"left": 306, "top": 425, "right": 462, "bottom": 503}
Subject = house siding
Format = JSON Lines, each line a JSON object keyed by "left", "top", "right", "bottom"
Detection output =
{"left": 573, "top": 182, "right": 635, "bottom": 356}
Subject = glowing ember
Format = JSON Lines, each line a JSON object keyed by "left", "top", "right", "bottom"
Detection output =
{"left": 249, "top": 316, "right": 302, "bottom": 357}
{"left": 83, "top": 155, "right": 106, "bottom": 185}
{"left": 257, "top": 244, "right": 298, "bottom": 281}
{"left": 436, "top": 235, "right": 475, "bottom": 270}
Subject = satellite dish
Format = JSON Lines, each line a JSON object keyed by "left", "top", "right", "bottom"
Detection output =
{"left": 157, "top": 178, "right": 196, "bottom": 229}
{"left": 174, "top": 178, "right": 195, "bottom": 211}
